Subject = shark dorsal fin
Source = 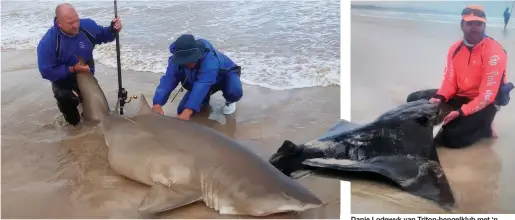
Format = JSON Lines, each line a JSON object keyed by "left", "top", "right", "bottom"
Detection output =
{"left": 137, "top": 93, "right": 154, "bottom": 115}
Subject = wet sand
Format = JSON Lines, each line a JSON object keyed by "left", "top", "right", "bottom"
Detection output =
{"left": 351, "top": 14, "right": 515, "bottom": 214}
{"left": 1, "top": 49, "right": 341, "bottom": 218}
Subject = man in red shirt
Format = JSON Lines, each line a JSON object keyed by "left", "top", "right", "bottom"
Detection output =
{"left": 407, "top": 5, "right": 513, "bottom": 148}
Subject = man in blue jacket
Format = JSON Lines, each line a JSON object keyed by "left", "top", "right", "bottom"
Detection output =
{"left": 504, "top": 7, "right": 511, "bottom": 30}
{"left": 37, "top": 3, "right": 122, "bottom": 126}
{"left": 152, "top": 34, "right": 243, "bottom": 121}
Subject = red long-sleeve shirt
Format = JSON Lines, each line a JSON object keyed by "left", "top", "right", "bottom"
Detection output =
{"left": 436, "top": 37, "right": 508, "bottom": 116}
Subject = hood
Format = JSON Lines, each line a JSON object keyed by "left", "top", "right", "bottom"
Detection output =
{"left": 53, "top": 17, "right": 59, "bottom": 28}
{"left": 169, "top": 42, "right": 176, "bottom": 55}
{"left": 53, "top": 17, "right": 65, "bottom": 36}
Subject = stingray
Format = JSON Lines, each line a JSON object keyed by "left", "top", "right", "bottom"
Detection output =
{"left": 268, "top": 100, "right": 456, "bottom": 209}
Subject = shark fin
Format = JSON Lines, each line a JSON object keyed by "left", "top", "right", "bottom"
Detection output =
{"left": 138, "top": 183, "right": 202, "bottom": 214}
{"left": 136, "top": 93, "right": 154, "bottom": 115}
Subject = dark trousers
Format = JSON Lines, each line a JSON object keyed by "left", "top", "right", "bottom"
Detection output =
{"left": 51, "top": 73, "right": 84, "bottom": 126}
{"left": 406, "top": 89, "right": 498, "bottom": 148}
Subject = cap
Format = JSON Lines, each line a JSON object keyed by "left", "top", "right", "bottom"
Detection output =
{"left": 462, "top": 5, "right": 486, "bottom": 23}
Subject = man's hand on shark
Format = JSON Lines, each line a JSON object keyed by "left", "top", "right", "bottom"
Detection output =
{"left": 76, "top": 64, "right": 90, "bottom": 73}
{"left": 152, "top": 105, "right": 164, "bottom": 115}
{"left": 68, "top": 62, "right": 90, "bottom": 73}
{"left": 178, "top": 108, "right": 193, "bottom": 120}
{"left": 70, "top": 55, "right": 90, "bottom": 73}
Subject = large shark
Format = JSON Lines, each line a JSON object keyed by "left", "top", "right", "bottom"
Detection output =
{"left": 75, "top": 72, "right": 324, "bottom": 216}
{"left": 268, "top": 100, "right": 456, "bottom": 209}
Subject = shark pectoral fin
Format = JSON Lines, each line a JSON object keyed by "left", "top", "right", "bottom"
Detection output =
{"left": 138, "top": 183, "right": 202, "bottom": 214}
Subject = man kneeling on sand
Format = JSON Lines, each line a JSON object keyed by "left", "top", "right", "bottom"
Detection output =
{"left": 37, "top": 3, "right": 122, "bottom": 126}
{"left": 152, "top": 34, "right": 243, "bottom": 121}
{"left": 406, "top": 5, "right": 514, "bottom": 149}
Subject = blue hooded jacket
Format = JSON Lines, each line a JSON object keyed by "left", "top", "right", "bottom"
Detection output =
{"left": 37, "top": 18, "right": 116, "bottom": 82}
{"left": 152, "top": 38, "right": 238, "bottom": 112}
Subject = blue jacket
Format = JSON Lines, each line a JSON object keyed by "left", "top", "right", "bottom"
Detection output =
{"left": 37, "top": 18, "right": 116, "bottom": 82}
{"left": 153, "top": 38, "right": 238, "bottom": 112}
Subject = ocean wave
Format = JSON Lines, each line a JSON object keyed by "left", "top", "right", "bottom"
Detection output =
{"left": 1, "top": 0, "right": 341, "bottom": 90}
{"left": 351, "top": 1, "right": 515, "bottom": 30}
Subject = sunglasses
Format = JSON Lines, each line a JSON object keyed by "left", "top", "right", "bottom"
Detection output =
{"left": 461, "top": 8, "right": 486, "bottom": 18}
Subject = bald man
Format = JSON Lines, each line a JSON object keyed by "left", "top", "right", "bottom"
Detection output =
{"left": 37, "top": 3, "right": 122, "bottom": 126}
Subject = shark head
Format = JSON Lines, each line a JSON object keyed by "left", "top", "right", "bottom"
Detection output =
{"left": 224, "top": 159, "right": 324, "bottom": 216}
{"left": 216, "top": 182, "right": 323, "bottom": 216}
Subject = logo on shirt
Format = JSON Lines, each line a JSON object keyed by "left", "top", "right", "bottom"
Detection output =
{"left": 488, "top": 55, "right": 500, "bottom": 66}
{"left": 486, "top": 70, "right": 499, "bottom": 86}
{"left": 79, "top": 41, "right": 86, "bottom": 49}
{"left": 476, "top": 89, "right": 493, "bottom": 112}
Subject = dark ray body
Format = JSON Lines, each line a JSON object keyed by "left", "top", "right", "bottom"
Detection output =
{"left": 269, "top": 100, "right": 456, "bottom": 208}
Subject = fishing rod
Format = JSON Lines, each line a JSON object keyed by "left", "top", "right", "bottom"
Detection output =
{"left": 114, "top": 0, "right": 128, "bottom": 115}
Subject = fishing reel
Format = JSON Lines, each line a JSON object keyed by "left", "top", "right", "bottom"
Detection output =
{"left": 126, "top": 94, "right": 138, "bottom": 103}
{"left": 117, "top": 88, "right": 138, "bottom": 104}
{"left": 116, "top": 88, "right": 137, "bottom": 115}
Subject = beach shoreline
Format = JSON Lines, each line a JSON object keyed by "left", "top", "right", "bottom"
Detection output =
{"left": 1, "top": 49, "right": 341, "bottom": 218}
{"left": 350, "top": 1, "right": 515, "bottom": 31}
